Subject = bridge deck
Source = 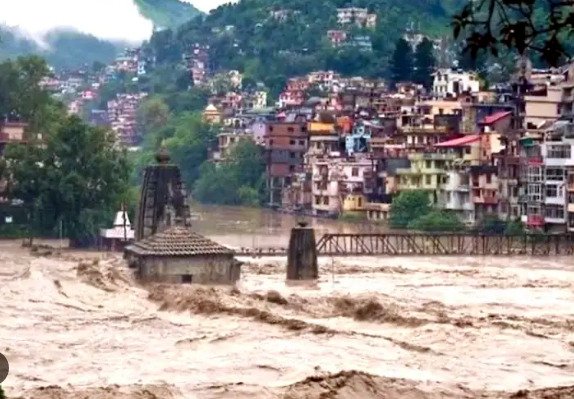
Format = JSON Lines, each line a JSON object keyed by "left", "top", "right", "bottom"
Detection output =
{"left": 235, "top": 233, "right": 574, "bottom": 257}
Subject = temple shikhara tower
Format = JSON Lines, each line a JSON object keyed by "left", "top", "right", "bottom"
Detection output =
{"left": 125, "top": 147, "right": 240, "bottom": 285}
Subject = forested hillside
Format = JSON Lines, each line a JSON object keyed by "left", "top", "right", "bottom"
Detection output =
{"left": 134, "top": 0, "right": 201, "bottom": 29}
{"left": 0, "top": 0, "right": 201, "bottom": 69}
{"left": 0, "top": 27, "right": 123, "bottom": 70}
{"left": 146, "top": 0, "right": 466, "bottom": 90}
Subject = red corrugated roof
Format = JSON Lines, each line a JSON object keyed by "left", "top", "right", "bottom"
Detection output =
{"left": 481, "top": 111, "right": 512, "bottom": 125}
{"left": 434, "top": 134, "right": 481, "bottom": 147}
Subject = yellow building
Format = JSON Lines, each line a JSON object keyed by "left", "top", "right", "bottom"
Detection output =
{"left": 343, "top": 194, "right": 366, "bottom": 212}
{"left": 308, "top": 122, "right": 335, "bottom": 135}
{"left": 203, "top": 104, "right": 222, "bottom": 124}
{"left": 396, "top": 153, "right": 456, "bottom": 196}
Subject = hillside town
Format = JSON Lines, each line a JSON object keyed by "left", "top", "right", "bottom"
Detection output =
{"left": 197, "top": 60, "right": 574, "bottom": 234}
{"left": 5, "top": 32, "right": 574, "bottom": 235}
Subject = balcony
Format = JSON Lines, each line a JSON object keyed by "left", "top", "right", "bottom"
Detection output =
{"left": 396, "top": 167, "right": 420, "bottom": 175}
{"left": 527, "top": 215, "right": 545, "bottom": 227}
{"left": 473, "top": 195, "right": 499, "bottom": 205}
{"left": 455, "top": 185, "right": 470, "bottom": 192}
{"left": 527, "top": 156, "right": 543, "bottom": 166}
{"left": 409, "top": 153, "right": 457, "bottom": 161}
{"left": 401, "top": 125, "right": 448, "bottom": 134}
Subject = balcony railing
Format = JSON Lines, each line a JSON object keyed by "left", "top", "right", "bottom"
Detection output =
{"left": 409, "top": 153, "right": 457, "bottom": 161}
{"left": 527, "top": 215, "right": 545, "bottom": 227}
{"left": 473, "top": 195, "right": 499, "bottom": 205}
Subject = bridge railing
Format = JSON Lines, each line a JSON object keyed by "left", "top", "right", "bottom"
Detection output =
{"left": 315, "top": 232, "right": 574, "bottom": 256}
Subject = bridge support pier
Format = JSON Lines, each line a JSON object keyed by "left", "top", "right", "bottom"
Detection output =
{"left": 287, "top": 223, "right": 318, "bottom": 281}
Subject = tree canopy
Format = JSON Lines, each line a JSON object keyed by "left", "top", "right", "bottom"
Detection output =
{"left": 390, "top": 38, "right": 413, "bottom": 84}
{"left": 389, "top": 190, "right": 431, "bottom": 228}
{"left": 194, "top": 138, "right": 266, "bottom": 206}
{"left": 5, "top": 116, "right": 129, "bottom": 244}
{"left": 0, "top": 56, "right": 130, "bottom": 244}
{"left": 453, "top": 0, "right": 574, "bottom": 66}
{"left": 413, "top": 38, "right": 436, "bottom": 89}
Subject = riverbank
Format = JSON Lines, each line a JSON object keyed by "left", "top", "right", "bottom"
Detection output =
{"left": 2, "top": 242, "right": 574, "bottom": 398}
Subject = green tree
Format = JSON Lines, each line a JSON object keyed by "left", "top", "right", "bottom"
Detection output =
{"left": 137, "top": 96, "right": 171, "bottom": 136}
{"left": 0, "top": 56, "right": 53, "bottom": 132}
{"left": 227, "top": 139, "right": 265, "bottom": 188}
{"left": 193, "top": 162, "right": 239, "bottom": 205}
{"left": 413, "top": 37, "right": 436, "bottom": 89}
{"left": 408, "top": 210, "right": 464, "bottom": 232}
{"left": 389, "top": 190, "right": 431, "bottom": 229}
{"left": 5, "top": 116, "right": 130, "bottom": 245}
{"left": 476, "top": 214, "right": 506, "bottom": 234}
{"left": 194, "top": 138, "right": 265, "bottom": 206}
{"left": 0, "top": 384, "right": 5, "bottom": 399}
{"left": 390, "top": 39, "right": 413, "bottom": 85}
{"left": 504, "top": 220, "right": 525, "bottom": 236}
{"left": 164, "top": 112, "right": 218, "bottom": 187}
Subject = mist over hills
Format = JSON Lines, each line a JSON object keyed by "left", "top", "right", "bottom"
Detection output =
{"left": 0, "top": 0, "right": 202, "bottom": 69}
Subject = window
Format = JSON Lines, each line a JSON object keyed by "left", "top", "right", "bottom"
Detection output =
{"left": 323, "top": 196, "right": 329, "bottom": 205}
{"left": 546, "top": 168, "right": 565, "bottom": 181}
{"left": 547, "top": 145, "right": 571, "bottom": 159}
{"left": 289, "top": 139, "right": 295, "bottom": 145}
{"left": 352, "top": 167, "right": 359, "bottom": 177}
{"left": 289, "top": 165, "right": 295, "bottom": 172}
{"left": 486, "top": 174, "right": 492, "bottom": 184}
{"left": 269, "top": 126, "right": 274, "bottom": 132}
{"left": 425, "top": 175, "right": 431, "bottom": 185}
{"left": 545, "top": 205, "right": 564, "bottom": 219}
{"left": 299, "top": 140, "right": 305, "bottom": 145}
{"left": 315, "top": 196, "right": 321, "bottom": 205}
{"left": 290, "top": 152, "right": 296, "bottom": 158}
{"left": 181, "top": 275, "right": 193, "bottom": 284}
{"left": 358, "top": 197, "right": 363, "bottom": 207}
{"left": 269, "top": 139, "right": 274, "bottom": 146}
{"left": 546, "top": 184, "right": 558, "bottom": 198}
{"left": 465, "top": 147, "right": 471, "bottom": 155}
{"left": 425, "top": 160, "right": 432, "bottom": 169}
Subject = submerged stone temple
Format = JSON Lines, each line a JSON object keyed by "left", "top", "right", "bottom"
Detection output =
{"left": 125, "top": 147, "right": 240, "bottom": 285}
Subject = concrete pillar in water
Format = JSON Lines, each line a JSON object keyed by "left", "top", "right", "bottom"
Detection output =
{"left": 287, "top": 222, "right": 318, "bottom": 281}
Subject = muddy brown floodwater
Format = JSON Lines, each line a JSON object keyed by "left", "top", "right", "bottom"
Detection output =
{"left": 1, "top": 206, "right": 574, "bottom": 398}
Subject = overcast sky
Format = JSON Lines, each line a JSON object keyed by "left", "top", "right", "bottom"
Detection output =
{"left": 0, "top": 0, "right": 233, "bottom": 42}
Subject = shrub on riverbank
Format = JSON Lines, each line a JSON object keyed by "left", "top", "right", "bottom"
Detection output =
{"left": 389, "top": 191, "right": 431, "bottom": 228}
{"left": 408, "top": 210, "right": 464, "bottom": 232}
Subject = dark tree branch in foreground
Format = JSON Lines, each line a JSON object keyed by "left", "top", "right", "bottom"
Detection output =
{"left": 453, "top": 0, "right": 574, "bottom": 66}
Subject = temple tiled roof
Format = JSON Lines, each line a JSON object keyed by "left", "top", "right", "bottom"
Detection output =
{"left": 125, "top": 226, "right": 234, "bottom": 257}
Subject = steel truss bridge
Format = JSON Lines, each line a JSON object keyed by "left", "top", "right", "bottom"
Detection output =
{"left": 235, "top": 233, "right": 574, "bottom": 257}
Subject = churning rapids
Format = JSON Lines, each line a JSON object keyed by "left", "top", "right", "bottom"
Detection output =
{"left": 1, "top": 205, "right": 574, "bottom": 398}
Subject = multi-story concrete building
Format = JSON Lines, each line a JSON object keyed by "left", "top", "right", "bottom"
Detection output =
{"left": 433, "top": 69, "right": 480, "bottom": 99}
{"left": 396, "top": 152, "right": 455, "bottom": 204}
{"left": 434, "top": 135, "right": 482, "bottom": 224}
{"left": 264, "top": 122, "right": 308, "bottom": 207}
{"left": 311, "top": 155, "right": 375, "bottom": 217}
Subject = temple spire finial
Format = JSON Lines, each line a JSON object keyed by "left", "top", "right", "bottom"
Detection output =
{"left": 156, "top": 141, "right": 170, "bottom": 164}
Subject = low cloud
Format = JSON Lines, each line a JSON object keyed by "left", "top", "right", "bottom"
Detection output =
{"left": 0, "top": 0, "right": 153, "bottom": 43}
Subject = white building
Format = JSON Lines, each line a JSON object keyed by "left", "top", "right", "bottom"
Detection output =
{"left": 311, "top": 156, "right": 375, "bottom": 217}
{"left": 433, "top": 69, "right": 480, "bottom": 99}
{"left": 336, "top": 7, "right": 376, "bottom": 28}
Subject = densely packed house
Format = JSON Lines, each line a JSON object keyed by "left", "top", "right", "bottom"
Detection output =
{"left": 204, "top": 62, "right": 574, "bottom": 233}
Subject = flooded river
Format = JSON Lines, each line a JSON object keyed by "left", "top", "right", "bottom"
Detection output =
{"left": 191, "top": 204, "right": 386, "bottom": 248}
{"left": 1, "top": 206, "right": 574, "bottom": 398}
